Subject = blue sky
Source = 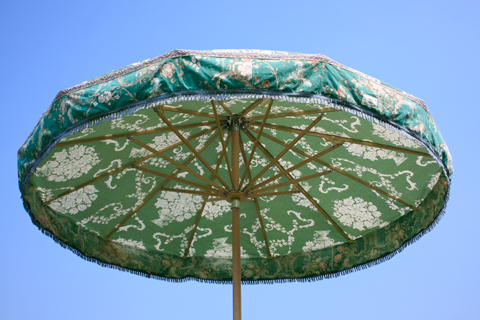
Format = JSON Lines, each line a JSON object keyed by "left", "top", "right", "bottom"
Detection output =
{"left": 1, "top": 1, "right": 479, "bottom": 319}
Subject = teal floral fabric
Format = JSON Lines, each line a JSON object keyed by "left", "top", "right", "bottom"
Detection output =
{"left": 18, "top": 49, "right": 452, "bottom": 186}
{"left": 18, "top": 49, "right": 452, "bottom": 282}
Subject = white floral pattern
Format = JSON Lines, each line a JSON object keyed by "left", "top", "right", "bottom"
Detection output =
{"left": 204, "top": 238, "right": 249, "bottom": 258}
{"left": 152, "top": 186, "right": 203, "bottom": 228}
{"left": 303, "top": 230, "right": 341, "bottom": 251}
{"left": 49, "top": 185, "right": 99, "bottom": 215}
{"left": 36, "top": 145, "right": 100, "bottom": 182}
{"left": 112, "top": 237, "right": 147, "bottom": 250}
{"left": 344, "top": 143, "right": 407, "bottom": 166}
{"left": 203, "top": 200, "right": 231, "bottom": 220}
{"left": 129, "top": 132, "right": 185, "bottom": 159}
{"left": 427, "top": 172, "right": 441, "bottom": 190}
{"left": 333, "top": 196, "right": 387, "bottom": 231}
{"left": 97, "top": 90, "right": 120, "bottom": 105}
{"left": 372, "top": 123, "right": 421, "bottom": 149}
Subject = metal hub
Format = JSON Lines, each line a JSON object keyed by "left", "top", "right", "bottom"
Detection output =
{"left": 226, "top": 114, "right": 244, "bottom": 132}
{"left": 224, "top": 191, "right": 249, "bottom": 203}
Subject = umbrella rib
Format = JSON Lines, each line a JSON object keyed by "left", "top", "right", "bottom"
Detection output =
{"left": 55, "top": 122, "right": 217, "bottom": 147}
{"left": 250, "top": 170, "right": 333, "bottom": 194}
{"left": 153, "top": 105, "right": 228, "bottom": 119}
{"left": 155, "top": 109, "right": 231, "bottom": 189}
{"left": 205, "top": 197, "right": 228, "bottom": 202}
{"left": 239, "top": 99, "right": 273, "bottom": 189}
{"left": 247, "top": 190, "right": 303, "bottom": 198}
{"left": 205, "top": 198, "right": 254, "bottom": 203}
{"left": 246, "top": 108, "right": 339, "bottom": 121}
{"left": 43, "top": 128, "right": 215, "bottom": 205}
{"left": 103, "top": 184, "right": 163, "bottom": 240}
{"left": 238, "top": 98, "right": 268, "bottom": 118}
{"left": 160, "top": 130, "right": 224, "bottom": 188}
{"left": 254, "top": 128, "right": 416, "bottom": 209}
{"left": 129, "top": 136, "right": 225, "bottom": 191}
{"left": 245, "top": 114, "right": 324, "bottom": 189}
{"left": 247, "top": 143, "right": 342, "bottom": 192}
{"left": 135, "top": 166, "right": 220, "bottom": 192}
{"left": 183, "top": 201, "right": 207, "bottom": 258}
{"left": 238, "top": 132, "right": 272, "bottom": 258}
{"left": 174, "top": 130, "right": 226, "bottom": 175}
{"left": 183, "top": 133, "right": 232, "bottom": 258}
{"left": 104, "top": 132, "right": 223, "bottom": 241}
{"left": 162, "top": 188, "right": 220, "bottom": 197}
{"left": 216, "top": 100, "right": 234, "bottom": 117}
{"left": 315, "top": 159, "right": 416, "bottom": 209}
{"left": 243, "top": 129, "right": 353, "bottom": 243}
{"left": 250, "top": 122, "right": 432, "bottom": 158}
{"left": 212, "top": 101, "right": 234, "bottom": 186}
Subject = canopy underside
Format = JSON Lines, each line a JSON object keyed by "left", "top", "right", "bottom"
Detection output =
{"left": 23, "top": 97, "right": 447, "bottom": 281}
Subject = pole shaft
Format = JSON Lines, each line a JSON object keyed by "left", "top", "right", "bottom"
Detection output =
{"left": 232, "top": 203, "right": 241, "bottom": 320}
{"left": 231, "top": 115, "right": 241, "bottom": 320}
{"left": 231, "top": 130, "right": 240, "bottom": 190}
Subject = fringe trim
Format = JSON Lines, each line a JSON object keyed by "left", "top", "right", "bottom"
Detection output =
{"left": 20, "top": 89, "right": 452, "bottom": 284}
{"left": 25, "top": 181, "right": 450, "bottom": 285}
{"left": 20, "top": 89, "right": 450, "bottom": 195}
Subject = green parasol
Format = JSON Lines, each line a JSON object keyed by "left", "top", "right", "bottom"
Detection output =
{"left": 18, "top": 49, "right": 452, "bottom": 319}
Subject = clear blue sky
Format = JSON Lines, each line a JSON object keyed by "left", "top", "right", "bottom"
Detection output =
{"left": 1, "top": 1, "right": 479, "bottom": 319}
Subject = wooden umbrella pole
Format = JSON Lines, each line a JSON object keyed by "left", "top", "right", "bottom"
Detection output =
{"left": 231, "top": 115, "right": 241, "bottom": 320}
{"left": 232, "top": 198, "right": 241, "bottom": 320}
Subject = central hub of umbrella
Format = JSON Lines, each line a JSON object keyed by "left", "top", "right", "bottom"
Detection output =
{"left": 226, "top": 114, "right": 244, "bottom": 132}
{"left": 224, "top": 190, "right": 249, "bottom": 203}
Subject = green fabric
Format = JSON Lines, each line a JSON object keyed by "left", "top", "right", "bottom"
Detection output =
{"left": 18, "top": 49, "right": 453, "bottom": 185}
{"left": 18, "top": 49, "right": 452, "bottom": 282}
{"left": 23, "top": 162, "right": 448, "bottom": 281}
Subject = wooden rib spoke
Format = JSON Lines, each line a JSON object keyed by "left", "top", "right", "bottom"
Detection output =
{"left": 246, "top": 114, "right": 324, "bottom": 189}
{"left": 205, "top": 197, "right": 228, "bottom": 202}
{"left": 247, "top": 141, "right": 342, "bottom": 192}
{"left": 183, "top": 133, "right": 232, "bottom": 258}
{"left": 255, "top": 128, "right": 416, "bottom": 209}
{"left": 250, "top": 122, "right": 432, "bottom": 158}
{"left": 316, "top": 159, "right": 415, "bottom": 209}
{"left": 55, "top": 122, "right": 216, "bottom": 147}
{"left": 105, "top": 132, "right": 224, "bottom": 242}
{"left": 248, "top": 190, "right": 302, "bottom": 198}
{"left": 216, "top": 101, "right": 234, "bottom": 117}
{"left": 252, "top": 170, "right": 333, "bottom": 194}
{"left": 153, "top": 105, "right": 228, "bottom": 119}
{"left": 103, "top": 184, "right": 163, "bottom": 240}
{"left": 160, "top": 130, "right": 223, "bottom": 190}
{"left": 183, "top": 201, "right": 207, "bottom": 258}
{"left": 212, "top": 101, "right": 234, "bottom": 186}
{"left": 44, "top": 164, "right": 134, "bottom": 205}
{"left": 155, "top": 110, "right": 231, "bottom": 189}
{"left": 129, "top": 137, "right": 225, "bottom": 191}
{"left": 135, "top": 166, "right": 219, "bottom": 192}
{"left": 210, "top": 131, "right": 231, "bottom": 186}
{"left": 162, "top": 188, "right": 220, "bottom": 197}
{"left": 239, "top": 99, "right": 273, "bottom": 189}
{"left": 238, "top": 132, "right": 272, "bottom": 257}
{"left": 238, "top": 99, "right": 268, "bottom": 117}
{"left": 246, "top": 108, "right": 338, "bottom": 121}
{"left": 44, "top": 128, "right": 216, "bottom": 205}
{"left": 170, "top": 130, "right": 223, "bottom": 178}
{"left": 243, "top": 129, "right": 353, "bottom": 243}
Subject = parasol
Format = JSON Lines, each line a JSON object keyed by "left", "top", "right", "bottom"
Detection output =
{"left": 18, "top": 49, "right": 452, "bottom": 319}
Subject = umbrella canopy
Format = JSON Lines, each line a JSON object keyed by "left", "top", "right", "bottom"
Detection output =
{"left": 18, "top": 49, "right": 452, "bottom": 318}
